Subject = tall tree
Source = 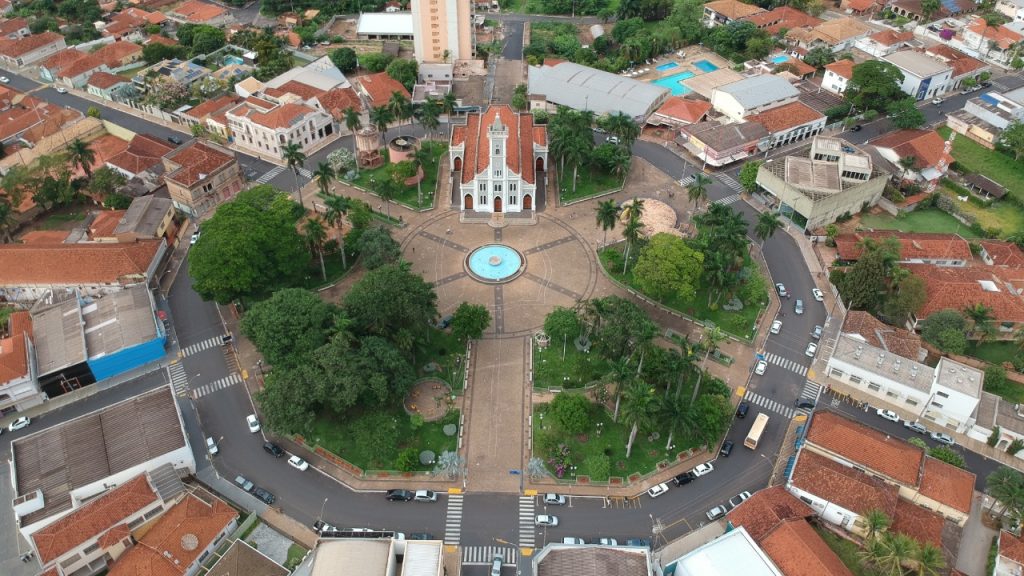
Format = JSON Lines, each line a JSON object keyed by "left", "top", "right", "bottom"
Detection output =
{"left": 343, "top": 263, "right": 438, "bottom": 352}
{"left": 313, "top": 162, "right": 335, "bottom": 198}
{"left": 66, "top": 138, "right": 96, "bottom": 178}
{"left": 999, "top": 121, "right": 1024, "bottom": 160}
{"left": 604, "top": 111, "right": 641, "bottom": 149}
{"left": 595, "top": 199, "right": 620, "bottom": 246}
{"left": 687, "top": 173, "right": 711, "bottom": 211}
{"left": 622, "top": 209, "right": 644, "bottom": 275}
{"left": 240, "top": 288, "right": 337, "bottom": 368}
{"left": 358, "top": 226, "right": 402, "bottom": 270}
{"left": 738, "top": 160, "right": 763, "bottom": 193}
{"left": 632, "top": 233, "right": 704, "bottom": 302}
{"left": 411, "top": 145, "right": 433, "bottom": 208}
{"left": 416, "top": 97, "right": 441, "bottom": 139}
{"left": 847, "top": 60, "right": 906, "bottom": 112}
{"left": 619, "top": 381, "right": 661, "bottom": 459}
{"left": 344, "top": 106, "right": 362, "bottom": 175}
{"left": 387, "top": 91, "right": 412, "bottom": 136}
{"left": 863, "top": 509, "right": 892, "bottom": 541}
{"left": 888, "top": 98, "right": 927, "bottom": 129}
{"left": 281, "top": 142, "right": 307, "bottom": 209}
{"left": 370, "top": 105, "right": 393, "bottom": 141}
{"left": 451, "top": 302, "right": 491, "bottom": 342}
{"left": 303, "top": 217, "right": 328, "bottom": 280}
{"left": 692, "top": 327, "right": 725, "bottom": 404}
{"left": 319, "top": 193, "right": 352, "bottom": 269}
{"left": 754, "top": 211, "right": 783, "bottom": 247}
{"left": 964, "top": 302, "right": 996, "bottom": 340}
{"left": 0, "top": 198, "right": 15, "bottom": 243}
{"left": 914, "top": 542, "right": 946, "bottom": 576}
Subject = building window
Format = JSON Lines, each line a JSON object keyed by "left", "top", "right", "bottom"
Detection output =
{"left": 510, "top": 195, "right": 517, "bottom": 205}
{"left": 479, "top": 183, "right": 486, "bottom": 192}
{"left": 830, "top": 368, "right": 844, "bottom": 378}
{"left": 905, "top": 398, "right": 918, "bottom": 406}
{"left": 495, "top": 146, "right": 501, "bottom": 154}
{"left": 494, "top": 169, "right": 501, "bottom": 177}
{"left": 143, "top": 507, "right": 163, "bottom": 520}
{"left": 886, "top": 390, "right": 898, "bottom": 398}
{"left": 510, "top": 183, "right": 517, "bottom": 192}
{"left": 83, "top": 543, "right": 100, "bottom": 555}
{"left": 867, "top": 382, "right": 881, "bottom": 392}
{"left": 932, "top": 401, "right": 944, "bottom": 408}
{"left": 936, "top": 391, "right": 949, "bottom": 398}
{"left": 494, "top": 184, "right": 502, "bottom": 193}
{"left": 60, "top": 555, "right": 82, "bottom": 570}
{"left": 849, "top": 374, "right": 862, "bottom": 384}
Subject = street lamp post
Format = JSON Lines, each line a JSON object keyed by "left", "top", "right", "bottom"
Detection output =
{"left": 318, "top": 497, "right": 328, "bottom": 524}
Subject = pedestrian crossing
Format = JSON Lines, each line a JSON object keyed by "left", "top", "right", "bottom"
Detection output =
{"left": 678, "top": 175, "right": 694, "bottom": 186}
{"left": 444, "top": 493, "right": 464, "bottom": 545}
{"left": 797, "top": 380, "right": 822, "bottom": 415}
{"left": 192, "top": 373, "right": 243, "bottom": 399}
{"left": 518, "top": 495, "right": 536, "bottom": 548}
{"left": 297, "top": 167, "right": 313, "bottom": 179}
{"left": 764, "top": 351, "right": 809, "bottom": 377}
{"left": 711, "top": 193, "right": 741, "bottom": 206}
{"left": 255, "top": 166, "right": 285, "bottom": 184}
{"left": 744, "top": 389, "right": 795, "bottom": 419}
{"left": 718, "top": 172, "right": 744, "bottom": 194}
{"left": 168, "top": 362, "right": 189, "bottom": 397}
{"left": 182, "top": 336, "right": 225, "bottom": 357}
{"left": 462, "top": 546, "right": 517, "bottom": 565}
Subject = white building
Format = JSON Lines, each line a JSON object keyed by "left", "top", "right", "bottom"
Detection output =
{"left": 996, "top": 0, "right": 1024, "bottom": 21}
{"left": 881, "top": 50, "right": 952, "bottom": 100}
{"left": 710, "top": 75, "right": 800, "bottom": 122}
{"left": 311, "top": 538, "right": 444, "bottom": 576}
{"left": 226, "top": 96, "right": 335, "bottom": 162}
{"left": 962, "top": 86, "right": 1024, "bottom": 130}
{"left": 747, "top": 101, "right": 826, "bottom": 149}
{"left": 449, "top": 105, "right": 547, "bottom": 214}
{"left": 826, "top": 334, "right": 982, "bottom": 432}
{"left": 822, "top": 59, "right": 853, "bottom": 94}
{"left": 664, "top": 527, "right": 782, "bottom": 576}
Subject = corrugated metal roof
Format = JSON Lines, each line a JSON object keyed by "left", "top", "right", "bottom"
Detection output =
{"left": 528, "top": 62, "right": 669, "bottom": 119}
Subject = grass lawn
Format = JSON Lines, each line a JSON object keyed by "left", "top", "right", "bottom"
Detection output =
{"left": 284, "top": 544, "right": 307, "bottom": 570}
{"left": 349, "top": 141, "right": 447, "bottom": 210}
{"left": 938, "top": 126, "right": 1024, "bottom": 203}
{"left": 298, "top": 251, "right": 354, "bottom": 290}
{"left": 533, "top": 401, "right": 699, "bottom": 481}
{"left": 117, "top": 63, "right": 148, "bottom": 79}
{"left": 413, "top": 327, "right": 467, "bottom": 391}
{"left": 310, "top": 406, "right": 460, "bottom": 471}
{"left": 38, "top": 211, "right": 87, "bottom": 230}
{"left": 939, "top": 188, "right": 1024, "bottom": 238}
{"left": 858, "top": 208, "right": 981, "bottom": 238}
{"left": 598, "top": 246, "right": 766, "bottom": 341}
{"left": 534, "top": 342, "right": 612, "bottom": 389}
{"left": 967, "top": 341, "right": 1021, "bottom": 365}
{"left": 559, "top": 167, "right": 624, "bottom": 204}
{"left": 814, "top": 526, "right": 874, "bottom": 576}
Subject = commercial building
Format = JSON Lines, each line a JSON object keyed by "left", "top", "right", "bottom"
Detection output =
{"left": 226, "top": 96, "right": 335, "bottom": 162}
{"left": 311, "top": 538, "right": 444, "bottom": 576}
{"left": 710, "top": 75, "right": 801, "bottom": 122}
{"left": 880, "top": 50, "right": 953, "bottom": 101}
{"left": 356, "top": 12, "right": 414, "bottom": 41}
{"left": 533, "top": 544, "right": 653, "bottom": 576}
{"left": 677, "top": 121, "right": 770, "bottom": 167}
{"left": 163, "top": 139, "right": 244, "bottom": 219}
{"left": 746, "top": 101, "right": 826, "bottom": 149}
{"left": 948, "top": 86, "right": 1024, "bottom": 148}
{"left": 754, "top": 136, "right": 888, "bottom": 229}
{"left": 664, "top": 527, "right": 781, "bottom": 576}
{"left": 450, "top": 105, "right": 547, "bottom": 213}
{"left": 411, "top": 0, "right": 472, "bottom": 63}
{"left": 527, "top": 61, "right": 669, "bottom": 121}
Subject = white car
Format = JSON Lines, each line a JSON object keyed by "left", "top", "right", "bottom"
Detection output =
{"left": 812, "top": 288, "right": 824, "bottom": 301}
{"left": 535, "top": 514, "right": 559, "bottom": 526}
{"left": 607, "top": 135, "right": 620, "bottom": 144}
{"left": 805, "top": 342, "right": 818, "bottom": 357}
{"left": 904, "top": 420, "right": 928, "bottom": 434}
{"left": 932, "top": 97, "right": 944, "bottom": 105}
{"left": 770, "top": 320, "right": 782, "bottom": 334}
{"left": 647, "top": 483, "right": 670, "bottom": 498}
{"left": 544, "top": 493, "right": 566, "bottom": 505}
{"left": 775, "top": 283, "right": 788, "bottom": 297}
{"left": 728, "top": 491, "right": 752, "bottom": 509}
{"left": 56, "top": 87, "right": 67, "bottom": 94}
{"left": 876, "top": 408, "right": 900, "bottom": 423}
{"left": 706, "top": 505, "right": 728, "bottom": 520}
{"left": 0, "top": 76, "right": 9, "bottom": 83}
{"left": 754, "top": 360, "right": 767, "bottom": 376}
{"left": 594, "top": 538, "right": 618, "bottom": 545}
{"left": 414, "top": 489, "right": 437, "bottom": 502}
{"left": 246, "top": 414, "right": 260, "bottom": 433}
{"left": 190, "top": 231, "right": 201, "bottom": 245}
{"left": 288, "top": 455, "right": 309, "bottom": 471}
{"left": 562, "top": 537, "right": 585, "bottom": 544}
{"left": 206, "top": 437, "right": 219, "bottom": 455}
{"left": 930, "top": 431, "right": 955, "bottom": 446}
{"left": 8, "top": 416, "right": 31, "bottom": 432}
{"left": 691, "top": 462, "right": 714, "bottom": 477}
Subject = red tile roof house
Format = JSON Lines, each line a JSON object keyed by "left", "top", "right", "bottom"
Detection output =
{"left": 903, "top": 263, "right": 1024, "bottom": 337}
{"left": 747, "top": 101, "right": 826, "bottom": 150}
{"left": 871, "top": 129, "right": 953, "bottom": 184}
{"left": 742, "top": 6, "right": 822, "bottom": 35}
{"left": 647, "top": 97, "right": 712, "bottom": 129}
{"left": 449, "top": 105, "right": 547, "bottom": 214}
{"left": 162, "top": 139, "right": 243, "bottom": 219}
{"left": 0, "top": 30, "right": 66, "bottom": 67}
{"left": 87, "top": 71, "right": 133, "bottom": 100}
{"left": 0, "top": 16, "right": 30, "bottom": 39}
{"left": 165, "top": 0, "right": 232, "bottom": 26}
{"left": 356, "top": 71, "right": 411, "bottom": 109}
{"left": 925, "top": 45, "right": 988, "bottom": 92}
{"left": 834, "top": 231, "right": 973, "bottom": 266}
{"left": 106, "top": 133, "right": 175, "bottom": 190}
{"left": 996, "top": 530, "right": 1024, "bottom": 575}
{"left": 0, "top": 311, "right": 39, "bottom": 414}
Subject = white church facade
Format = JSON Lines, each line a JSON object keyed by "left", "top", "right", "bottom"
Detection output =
{"left": 449, "top": 105, "right": 547, "bottom": 213}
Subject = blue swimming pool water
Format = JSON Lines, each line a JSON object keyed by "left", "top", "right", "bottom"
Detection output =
{"left": 223, "top": 55, "right": 245, "bottom": 66}
{"left": 771, "top": 55, "right": 790, "bottom": 64}
{"left": 650, "top": 70, "right": 695, "bottom": 95}
{"left": 656, "top": 62, "right": 679, "bottom": 72}
{"left": 694, "top": 59, "right": 719, "bottom": 73}
{"left": 467, "top": 245, "right": 523, "bottom": 282}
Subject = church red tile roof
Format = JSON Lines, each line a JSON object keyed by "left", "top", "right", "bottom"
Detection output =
{"left": 456, "top": 105, "right": 545, "bottom": 185}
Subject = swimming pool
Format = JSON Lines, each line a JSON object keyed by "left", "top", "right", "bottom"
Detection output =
{"left": 771, "top": 55, "right": 790, "bottom": 64}
{"left": 223, "top": 55, "right": 245, "bottom": 66}
{"left": 656, "top": 62, "right": 679, "bottom": 72}
{"left": 650, "top": 70, "right": 695, "bottom": 95}
{"left": 694, "top": 59, "right": 719, "bottom": 73}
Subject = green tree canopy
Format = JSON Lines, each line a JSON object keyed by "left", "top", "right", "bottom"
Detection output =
{"left": 360, "top": 52, "right": 394, "bottom": 72}
{"left": 188, "top": 185, "right": 309, "bottom": 303}
{"left": 549, "top": 393, "right": 592, "bottom": 435}
{"left": 847, "top": 60, "right": 906, "bottom": 112}
{"left": 358, "top": 226, "right": 402, "bottom": 270}
{"left": 451, "top": 302, "right": 491, "bottom": 342}
{"left": 386, "top": 58, "right": 419, "bottom": 91}
{"left": 329, "top": 47, "right": 358, "bottom": 73}
{"left": 882, "top": 275, "right": 927, "bottom": 325}
{"left": 589, "top": 296, "right": 657, "bottom": 360}
{"left": 928, "top": 445, "right": 966, "bottom": 468}
{"left": 920, "top": 309, "right": 968, "bottom": 353}
{"left": 803, "top": 46, "right": 835, "bottom": 68}
{"left": 240, "top": 288, "right": 338, "bottom": 368}
{"left": 888, "top": 97, "right": 926, "bottom": 129}
{"left": 343, "top": 263, "right": 438, "bottom": 351}
{"left": 632, "top": 233, "right": 704, "bottom": 302}
{"left": 738, "top": 160, "right": 763, "bottom": 192}
{"left": 999, "top": 121, "right": 1024, "bottom": 160}
{"left": 544, "top": 307, "right": 581, "bottom": 343}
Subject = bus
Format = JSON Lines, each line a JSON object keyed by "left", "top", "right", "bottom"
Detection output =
{"left": 744, "top": 413, "right": 769, "bottom": 450}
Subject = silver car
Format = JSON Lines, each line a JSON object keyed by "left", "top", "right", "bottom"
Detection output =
{"left": 903, "top": 420, "right": 928, "bottom": 434}
{"left": 930, "top": 431, "right": 955, "bottom": 446}
{"left": 706, "top": 505, "right": 728, "bottom": 520}
{"left": 794, "top": 299, "right": 804, "bottom": 314}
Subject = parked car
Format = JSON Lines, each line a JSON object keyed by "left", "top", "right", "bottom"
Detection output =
{"left": 626, "top": 538, "right": 652, "bottom": 548}
{"left": 0, "top": 77, "right": 9, "bottom": 83}
{"left": 206, "top": 437, "right": 218, "bottom": 455}
{"left": 8, "top": 417, "right": 31, "bottom": 432}
{"left": 246, "top": 414, "right": 260, "bottom": 433}
{"left": 851, "top": 124, "right": 862, "bottom": 132}
{"left": 592, "top": 538, "right": 618, "bottom": 545}
{"left": 562, "top": 537, "right": 586, "bottom": 544}
{"left": 903, "top": 420, "right": 928, "bottom": 434}
{"left": 313, "top": 520, "right": 338, "bottom": 534}
{"left": 607, "top": 136, "right": 620, "bottom": 145}
{"left": 775, "top": 283, "right": 788, "bottom": 297}
{"left": 794, "top": 299, "right": 804, "bottom": 314}
{"left": 190, "top": 231, "right": 201, "bottom": 245}
{"left": 234, "top": 475, "right": 254, "bottom": 492}
{"left": 728, "top": 491, "right": 752, "bottom": 509}
{"left": 56, "top": 87, "right": 67, "bottom": 94}
{"left": 252, "top": 487, "right": 276, "bottom": 504}
{"left": 812, "top": 288, "right": 824, "bottom": 301}
{"left": 691, "top": 462, "right": 714, "bottom": 477}
{"left": 491, "top": 554, "right": 504, "bottom": 576}
{"left": 647, "top": 483, "right": 670, "bottom": 498}
{"left": 409, "top": 533, "right": 435, "bottom": 540}
{"left": 414, "top": 489, "right": 438, "bottom": 502}
{"left": 672, "top": 472, "right": 696, "bottom": 486}
{"left": 795, "top": 399, "right": 816, "bottom": 410}
{"left": 930, "top": 431, "right": 955, "bottom": 445}
{"left": 706, "top": 505, "right": 728, "bottom": 521}
{"left": 263, "top": 442, "right": 284, "bottom": 457}
{"left": 932, "top": 97, "right": 944, "bottom": 105}
{"left": 719, "top": 440, "right": 734, "bottom": 457}
{"left": 754, "top": 360, "right": 767, "bottom": 376}
{"left": 770, "top": 320, "right": 782, "bottom": 334}
{"left": 386, "top": 489, "right": 414, "bottom": 501}
{"left": 981, "top": 81, "right": 993, "bottom": 88}
{"left": 544, "top": 493, "right": 566, "bottom": 505}
{"left": 167, "top": 135, "right": 183, "bottom": 145}
{"left": 535, "top": 515, "right": 559, "bottom": 526}
{"left": 805, "top": 342, "right": 818, "bottom": 357}
{"left": 812, "top": 325, "right": 823, "bottom": 340}
{"left": 736, "top": 402, "right": 750, "bottom": 419}
{"left": 876, "top": 408, "right": 900, "bottom": 422}
{"left": 288, "top": 455, "right": 309, "bottom": 471}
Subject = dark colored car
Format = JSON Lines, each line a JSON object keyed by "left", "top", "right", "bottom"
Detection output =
{"left": 409, "top": 533, "right": 435, "bottom": 540}
{"left": 736, "top": 402, "right": 750, "bottom": 419}
{"left": 167, "top": 135, "right": 183, "bottom": 145}
{"left": 263, "top": 442, "right": 284, "bottom": 457}
{"left": 981, "top": 81, "right": 993, "bottom": 88}
{"left": 252, "top": 487, "right": 276, "bottom": 504}
{"left": 795, "top": 399, "right": 816, "bottom": 410}
{"left": 719, "top": 440, "right": 734, "bottom": 457}
{"left": 672, "top": 471, "right": 696, "bottom": 486}
{"left": 851, "top": 124, "right": 862, "bottom": 132}
{"left": 386, "top": 489, "right": 414, "bottom": 501}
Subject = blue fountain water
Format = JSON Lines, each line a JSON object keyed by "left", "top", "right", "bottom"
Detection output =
{"left": 467, "top": 245, "right": 522, "bottom": 281}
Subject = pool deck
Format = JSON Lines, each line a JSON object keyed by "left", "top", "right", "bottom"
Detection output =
{"left": 625, "top": 48, "right": 732, "bottom": 85}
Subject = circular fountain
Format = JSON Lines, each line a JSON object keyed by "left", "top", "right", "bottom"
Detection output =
{"left": 465, "top": 244, "right": 525, "bottom": 284}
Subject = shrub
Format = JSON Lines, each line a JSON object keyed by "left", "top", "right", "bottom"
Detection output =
{"left": 396, "top": 447, "right": 418, "bottom": 471}
{"left": 583, "top": 453, "right": 610, "bottom": 480}
{"left": 1008, "top": 439, "right": 1024, "bottom": 456}
{"left": 988, "top": 425, "right": 1002, "bottom": 447}
{"left": 550, "top": 393, "right": 591, "bottom": 435}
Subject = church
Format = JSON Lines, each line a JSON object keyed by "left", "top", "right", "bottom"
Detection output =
{"left": 449, "top": 105, "right": 547, "bottom": 214}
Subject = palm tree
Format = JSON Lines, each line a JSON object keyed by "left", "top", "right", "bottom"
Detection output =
{"left": 754, "top": 211, "right": 783, "bottom": 247}
{"left": 898, "top": 155, "right": 918, "bottom": 182}
{"left": 388, "top": 91, "right": 412, "bottom": 137}
{"left": 986, "top": 466, "right": 1024, "bottom": 518}
{"left": 319, "top": 193, "right": 352, "bottom": 269}
{"left": 441, "top": 91, "right": 457, "bottom": 137}
{"left": 565, "top": 136, "right": 589, "bottom": 195}
{"left": 313, "top": 162, "right": 335, "bottom": 197}
{"left": 66, "top": 138, "right": 96, "bottom": 178}
{"left": 303, "top": 217, "right": 328, "bottom": 281}
{"left": 281, "top": 142, "right": 307, "bottom": 209}
{"left": 604, "top": 111, "right": 640, "bottom": 149}
{"left": 417, "top": 97, "right": 441, "bottom": 139}
{"left": 370, "top": 105, "right": 393, "bottom": 142}
{"left": 376, "top": 177, "right": 397, "bottom": 219}
{"left": 622, "top": 209, "right": 643, "bottom": 275}
{"left": 595, "top": 199, "right": 620, "bottom": 246}
{"left": 411, "top": 145, "right": 432, "bottom": 208}
{"left": 863, "top": 508, "right": 892, "bottom": 542}
{"left": 691, "top": 327, "right": 725, "bottom": 404}
{"left": 963, "top": 303, "right": 995, "bottom": 340}
{"left": 343, "top": 106, "right": 362, "bottom": 175}
{"left": 870, "top": 532, "right": 918, "bottom": 576}
{"left": 619, "top": 381, "right": 661, "bottom": 459}
{"left": 914, "top": 542, "right": 946, "bottom": 576}
{"left": 687, "top": 173, "right": 711, "bottom": 211}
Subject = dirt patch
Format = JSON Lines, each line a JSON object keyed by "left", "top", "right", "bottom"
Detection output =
{"left": 404, "top": 378, "right": 452, "bottom": 422}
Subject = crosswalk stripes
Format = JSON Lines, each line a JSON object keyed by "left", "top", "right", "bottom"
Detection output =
{"left": 168, "top": 363, "right": 189, "bottom": 397}
{"left": 255, "top": 166, "right": 285, "bottom": 184}
{"left": 797, "top": 380, "right": 822, "bottom": 415}
{"left": 744, "top": 389, "right": 795, "bottom": 419}
{"left": 717, "top": 172, "right": 744, "bottom": 193}
{"left": 764, "top": 352, "right": 809, "bottom": 377}
{"left": 711, "top": 193, "right": 741, "bottom": 206}
{"left": 443, "top": 493, "right": 464, "bottom": 545}
{"left": 518, "top": 496, "right": 536, "bottom": 548}
{"left": 297, "top": 167, "right": 313, "bottom": 179}
{"left": 678, "top": 175, "right": 694, "bottom": 186}
{"left": 191, "top": 373, "right": 243, "bottom": 399}
{"left": 182, "top": 337, "right": 225, "bottom": 357}
{"left": 462, "top": 546, "right": 518, "bottom": 565}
